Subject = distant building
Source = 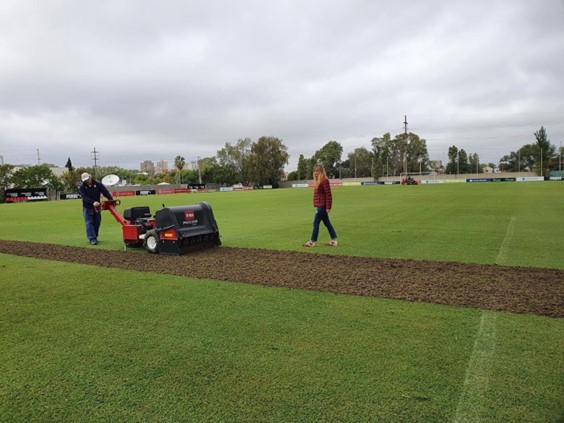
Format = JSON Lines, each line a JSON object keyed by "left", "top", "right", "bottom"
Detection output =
{"left": 156, "top": 160, "right": 169, "bottom": 174}
{"left": 140, "top": 160, "right": 155, "bottom": 177}
{"left": 49, "top": 166, "right": 66, "bottom": 177}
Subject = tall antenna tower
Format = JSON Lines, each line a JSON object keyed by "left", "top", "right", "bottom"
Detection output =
{"left": 91, "top": 147, "right": 99, "bottom": 178}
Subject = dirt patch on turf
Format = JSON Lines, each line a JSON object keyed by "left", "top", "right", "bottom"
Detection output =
{"left": 1, "top": 240, "right": 563, "bottom": 318}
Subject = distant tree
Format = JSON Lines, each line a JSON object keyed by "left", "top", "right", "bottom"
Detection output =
{"left": 46, "top": 175, "right": 65, "bottom": 199}
{"left": 339, "top": 159, "right": 353, "bottom": 178}
{"left": 65, "top": 157, "right": 74, "bottom": 172}
{"left": 199, "top": 157, "right": 221, "bottom": 184}
{"left": 468, "top": 153, "right": 480, "bottom": 174}
{"left": 62, "top": 171, "right": 79, "bottom": 192}
{"left": 216, "top": 144, "right": 238, "bottom": 185}
{"left": 446, "top": 147, "right": 470, "bottom": 174}
{"left": 446, "top": 146, "right": 459, "bottom": 174}
{"left": 371, "top": 132, "right": 428, "bottom": 177}
{"left": 371, "top": 154, "right": 383, "bottom": 179}
{"left": 175, "top": 169, "right": 198, "bottom": 185}
{"left": 216, "top": 138, "right": 252, "bottom": 185}
{"left": 458, "top": 149, "right": 469, "bottom": 174}
{"left": 518, "top": 144, "right": 536, "bottom": 172}
{"left": 248, "top": 136, "right": 289, "bottom": 187}
{"left": 499, "top": 152, "right": 517, "bottom": 172}
{"left": 133, "top": 173, "right": 153, "bottom": 185}
{"left": 313, "top": 141, "right": 343, "bottom": 178}
{"left": 195, "top": 156, "right": 217, "bottom": 185}
{"left": 404, "top": 133, "right": 429, "bottom": 173}
{"left": 347, "top": 147, "right": 373, "bottom": 178}
{"left": 0, "top": 164, "right": 15, "bottom": 202}
{"left": 61, "top": 157, "right": 79, "bottom": 191}
{"left": 155, "top": 172, "right": 174, "bottom": 184}
{"left": 11, "top": 165, "right": 55, "bottom": 188}
{"left": 371, "top": 133, "right": 392, "bottom": 177}
{"left": 297, "top": 154, "right": 307, "bottom": 180}
{"left": 286, "top": 171, "right": 298, "bottom": 181}
{"left": 307, "top": 157, "right": 316, "bottom": 179}
{"left": 534, "top": 126, "right": 555, "bottom": 176}
{"left": 174, "top": 156, "right": 185, "bottom": 183}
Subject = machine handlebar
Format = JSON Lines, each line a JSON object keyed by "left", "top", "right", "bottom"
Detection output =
{"left": 101, "top": 199, "right": 121, "bottom": 210}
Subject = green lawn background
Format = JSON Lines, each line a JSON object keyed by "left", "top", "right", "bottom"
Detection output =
{"left": 2, "top": 182, "right": 564, "bottom": 268}
{"left": 1, "top": 182, "right": 563, "bottom": 422}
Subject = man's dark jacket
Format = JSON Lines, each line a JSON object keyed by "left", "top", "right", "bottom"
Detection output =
{"left": 78, "top": 180, "right": 113, "bottom": 210}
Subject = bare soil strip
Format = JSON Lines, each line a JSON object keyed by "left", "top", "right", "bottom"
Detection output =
{"left": 1, "top": 240, "right": 562, "bottom": 318}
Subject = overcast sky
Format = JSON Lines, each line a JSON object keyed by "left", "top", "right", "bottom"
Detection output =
{"left": 1, "top": 0, "right": 563, "bottom": 171}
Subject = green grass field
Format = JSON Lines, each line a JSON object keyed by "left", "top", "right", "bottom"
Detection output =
{"left": 1, "top": 182, "right": 563, "bottom": 422}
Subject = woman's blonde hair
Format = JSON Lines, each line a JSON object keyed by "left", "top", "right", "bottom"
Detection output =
{"left": 313, "top": 163, "right": 327, "bottom": 188}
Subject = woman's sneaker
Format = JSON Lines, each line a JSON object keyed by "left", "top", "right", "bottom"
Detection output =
{"left": 303, "top": 241, "right": 316, "bottom": 247}
{"left": 325, "top": 240, "right": 338, "bottom": 247}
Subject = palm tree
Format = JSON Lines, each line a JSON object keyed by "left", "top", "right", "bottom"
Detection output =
{"left": 174, "top": 155, "right": 185, "bottom": 184}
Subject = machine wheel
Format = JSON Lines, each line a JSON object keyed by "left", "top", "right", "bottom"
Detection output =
{"left": 144, "top": 230, "right": 159, "bottom": 254}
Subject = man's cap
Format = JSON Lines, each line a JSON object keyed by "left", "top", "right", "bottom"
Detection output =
{"left": 81, "top": 172, "right": 91, "bottom": 182}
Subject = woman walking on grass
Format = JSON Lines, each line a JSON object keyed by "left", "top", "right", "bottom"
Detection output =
{"left": 303, "top": 164, "right": 338, "bottom": 247}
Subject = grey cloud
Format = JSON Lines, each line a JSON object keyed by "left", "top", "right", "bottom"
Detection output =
{"left": 1, "top": 0, "right": 563, "bottom": 169}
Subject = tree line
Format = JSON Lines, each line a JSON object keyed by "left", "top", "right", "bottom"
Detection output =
{"left": 290, "top": 125, "right": 561, "bottom": 180}
{"left": 1, "top": 126, "right": 561, "bottom": 201}
{"left": 0, "top": 136, "right": 290, "bottom": 200}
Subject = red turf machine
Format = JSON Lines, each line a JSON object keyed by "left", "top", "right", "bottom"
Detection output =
{"left": 101, "top": 200, "right": 221, "bottom": 255}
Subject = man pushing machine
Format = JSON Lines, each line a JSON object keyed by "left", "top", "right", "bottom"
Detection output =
{"left": 78, "top": 172, "right": 114, "bottom": 245}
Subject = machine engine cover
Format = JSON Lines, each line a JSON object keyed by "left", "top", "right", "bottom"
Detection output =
{"left": 124, "top": 206, "right": 151, "bottom": 222}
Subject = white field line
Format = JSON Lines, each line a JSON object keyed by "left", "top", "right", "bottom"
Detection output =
{"left": 496, "top": 216, "right": 517, "bottom": 265}
{"left": 453, "top": 310, "right": 498, "bottom": 423}
{"left": 453, "top": 218, "right": 513, "bottom": 421}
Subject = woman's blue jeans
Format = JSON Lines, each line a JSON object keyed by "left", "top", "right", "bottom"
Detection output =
{"left": 311, "top": 207, "right": 337, "bottom": 242}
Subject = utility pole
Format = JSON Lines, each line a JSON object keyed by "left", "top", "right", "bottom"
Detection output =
{"left": 197, "top": 156, "right": 202, "bottom": 184}
{"left": 91, "top": 147, "right": 99, "bottom": 178}
{"left": 403, "top": 115, "right": 408, "bottom": 176}
{"left": 518, "top": 149, "right": 521, "bottom": 175}
{"left": 37, "top": 149, "right": 40, "bottom": 165}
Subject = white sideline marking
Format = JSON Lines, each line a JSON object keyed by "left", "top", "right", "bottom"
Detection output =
{"left": 453, "top": 311, "right": 497, "bottom": 423}
{"left": 496, "top": 217, "right": 516, "bottom": 265}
